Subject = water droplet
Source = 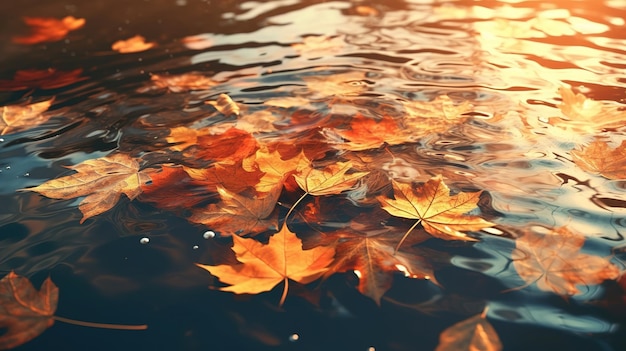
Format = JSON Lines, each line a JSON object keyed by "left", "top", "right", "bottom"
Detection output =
{"left": 5, "top": 166, "right": 10, "bottom": 170}
{"left": 288, "top": 333, "right": 299, "bottom": 342}
{"left": 0, "top": 138, "right": 4, "bottom": 142}
{"left": 24, "top": 173, "right": 30, "bottom": 177}
{"left": 192, "top": 245, "right": 199, "bottom": 250}
{"left": 368, "top": 347, "right": 376, "bottom": 351}
{"left": 140, "top": 237, "right": 150, "bottom": 244}
{"left": 203, "top": 231, "right": 215, "bottom": 239}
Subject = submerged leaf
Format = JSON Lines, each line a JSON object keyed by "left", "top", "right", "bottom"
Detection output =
{"left": 435, "top": 311, "right": 502, "bottom": 351}
{"left": 0, "top": 272, "right": 58, "bottom": 350}
{"left": 0, "top": 69, "right": 85, "bottom": 91}
{"left": 571, "top": 140, "right": 626, "bottom": 180}
{"left": 512, "top": 226, "right": 619, "bottom": 296}
{"left": 149, "top": 73, "right": 217, "bottom": 92}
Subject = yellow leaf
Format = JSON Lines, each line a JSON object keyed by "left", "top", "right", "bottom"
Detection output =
{"left": 24, "top": 154, "right": 151, "bottom": 223}
{"left": 571, "top": 140, "right": 626, "bottom": 180}
{"left": 197, "top": 225, "right": 335, "bottom": 305}
{"left": 243, "top": 146, "right": 310, "bottom": 193}
{"left": 1, "top": 99, "right": 54, "bottom": 135}
{"left": 378, "top": 175, "right": 494, "bottom": 242}
{"left": 294, "top": 161, "right": 369, "bottom": 196}
{"left": 206, "top": 93, "right": 240, "bottom": 116}
{"left": 111, "top": 35, "right": 156, "bottom": 53}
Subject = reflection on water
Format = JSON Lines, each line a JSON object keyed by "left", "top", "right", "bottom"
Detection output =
{"left": 1, "top": 0, "right": 626, "bottom": 350}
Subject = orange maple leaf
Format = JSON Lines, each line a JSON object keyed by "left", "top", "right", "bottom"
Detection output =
{"left": 243, "top": 145, "right": 310, "bottom": 194}
{"left": 111, "top": 35, "right": 156, "bottom": 53}
{"left": 378, "top": 175, "right": 494, "bottom": 249}
{"left": 140, "top": 165, "right": 216, "bottom": 210}
{"left": 184, "top": 161, "right": 263, "bottom": 195}
{"left": 570, "top": 140, "right": 626, "bottom": 180}
{"left": 197, "top": 225, "right": 335, "bottom": 305}
{"left": 327, "top": 114, "right": 416, "bottom": 151}
{"left": 166, "top": 127, "right": 258, "bottom": 164}
{"left": 24, "top": 153, "right": 151, "bottom": 223}
{"left": 512, "top": 226, "right": 619, "bottom": 296}
{"left": 302, "top": 71, "right": 368, "bottom": 99}
{"left": 13, "top": 16, "right": 85, "bottom": 44}
{"left": 189, "top": 184, "right": 281, "bottom": 236}
{"left": 1, "top": 99, "right": 54, "bottom": 135}
{"left": 435, "top": 309, "right": 502, "bottom": 351}
{"left": 0, "top": 69, "right": 85, "bottom": 91}
{"left": 0, "top": 272, "right": 57, "bottom": 350}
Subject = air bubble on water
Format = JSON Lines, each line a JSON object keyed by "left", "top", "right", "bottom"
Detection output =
{"left": 368, "top": 347, "right": 376, "bottom": 351}
{"left": 24, "top": 173, "right": 30, "bottom": 177}
{"left": 5, "top": 166, "right": 10, "bottom": 170}
{"left": 203, "top": 231, "right": 215, "bottom": 239}
{"left": 288, "top": 333, "right": 299, "bottom": 342}
{"left": 192, "top": 245, "right": 199, "bottom": 250}
{"left": 140, "top": 237, "right": 150, "bottom": 244}
{"left": 0, "top": 138, "right": 5, "bottom": 142}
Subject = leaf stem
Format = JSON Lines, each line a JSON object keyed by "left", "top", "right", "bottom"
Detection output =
{"left": 284, "top": 192, "right": 309, "bottom": 227}
{"left": 54, "top": 316, "right": 148, "bottom": 330}
{"left": 394, "top": 219, "right": 422, "bottom": 254}
{"left": 279, "top": 278, "right": 289, "bottom": 307}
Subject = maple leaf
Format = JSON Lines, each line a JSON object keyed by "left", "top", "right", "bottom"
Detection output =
{"left": 571, "top": 140, "right": 626, "bottom": 180}
{"left": 327, "top": 114, "right": 416, "bottom": 151}
{"left": 149, "top": 73, "right": 217, "bottom": 92}
{"left": 189, "top": 184, "right": 281, "bottom": 236}
{"left": 24, "top": 154, "right": 151, "bottom": 223}
{"left": 184, "top": 161, "right": 263, "bottom": 194}
{"left": 512, "top": 226, "right": 619, "bottom": 296}
{"left": 548, "top": 86, "right": 625, "bottom": 133}
{"left": 197, "top": 225, "right": 335, "bottom": 305}
{"left": 111, "top": 35, "right": 156, "bottom": 53}
{"left": 378, "top": 176, "right": 494, "bottom": 249}
{"left": 294, "top": 161, "right": 369, "bottom": 197}
{"left": 326, "top": 226, "right": 433, "bottom": 304}
{"left": 243, "top": 146, "right": 310, "bottom": 194}
{"left": 166, "top": 127, "right": 258, "bottom": 164}
{"left": 401, "top": 95, "right": 472, "bottom": 134}
{"left": 0, "top": 272, "right": 57, "bottom": 350}
{"left": 435, "top": 309, "right": 502, "bottom": 351}
{"left": 1, "top": 99, "right": 53, "bottom": 135}
{"left": 13, "top": 16, "right": 85, "bottom": 44}
{"left": 0, "top": 69, "right": 85, "bottom": 91}
{"left": 140, "top": 165, "right": 215, "bottom": 210}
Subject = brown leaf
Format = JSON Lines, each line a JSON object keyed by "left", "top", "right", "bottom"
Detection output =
{"left": 435, "top": 311, "right": 502, "bottom": 351}
{"left": 0, "top": 272, "right": 58, "bottom": 350}
{"left": 571, "top": 140, "right": 626, "bottom": 180}
{"left": 0, "top": 69, "right": 85, "bottom": 91}
{"left": 197, "top": 225, "right": 335, "bottom": 305}
{"left": 512, "top": 226, "right": 619, "bottom": 296}
{"left": 1, "top": 99, "right": 53, "bottom": 135}
{"left": 205, "top": 93, "right": 240, "bottom": 116}
{"left": 112, "top": 35, "right": 156, "bottom": 53}
{"left": 326, "top": 226, "right": 432, "bottom": 304}
{"left": 294, "top": 161, "right": 369, "bottom": 196}
{"left": 140, "top": 165, "right": 213, "bottom": 210}
{"left": 24, "top": 153, "right": 151, "bottom": 223}
{"left": 243, "top": 145, "right": 310, "bottom": 194}
{"left": 184, "top": 161, "right": 263, "bottom": 194}
{"left": 378, "top": 175, "right": 494, "bottom": 241}
{"left": 189, "top": 184, "right": 281, "bottom": 236}
{"left": 13, "top": 16, "right": 85, "bottom": 44}
{"left": 303, "top": 71, "right": 368, "bottom": 99}
{"left": 167, "top": 127, "right": 258, "bottom": 164}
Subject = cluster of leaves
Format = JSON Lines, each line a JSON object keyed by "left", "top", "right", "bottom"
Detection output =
{"left": 3, "top": 13, "right": 626, "bottom": 351}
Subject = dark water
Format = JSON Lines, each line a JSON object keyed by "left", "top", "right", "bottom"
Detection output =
{"left": 1, "top": 0, "right": 626, "bottom": 350}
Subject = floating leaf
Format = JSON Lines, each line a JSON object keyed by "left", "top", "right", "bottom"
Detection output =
{"left": 149, "top": 73, "right": 217, "bottom": 92}
{"left": 206, "top": 93, "right": 241, "bottom": 116}
{"left": 512, "top": 226, "right": 619, "bottom": 296}
{"left": 1, "top": 99, "right": 53, "bottom": 135}
{"left": 378, "top": 176, "right": 493, "bottom": 247}
{"left": 327, "top": 114, "right": 415, "bottom": 151}
{"left": 294, "top": 161, "right": 368, "bottom": 197}
{"left": 197, "top": 225, "right": 335, "bottom": 305}
{"left": 111, "top": 35, "right": 156, "bottom": 53}
{"left": 0, "top": 272, "right": 57, "bottom": 350}
{"left": 243, "top": 146, "right": 310, "bottom": 194}
{"left": 13, "top": 16, "right": 85, "bottom": 44}
{"left": 303, "top": 71, "right": 367, "bottom": 99}
{"left": 24, "top": 154, "right": 151, "bottom": 223}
